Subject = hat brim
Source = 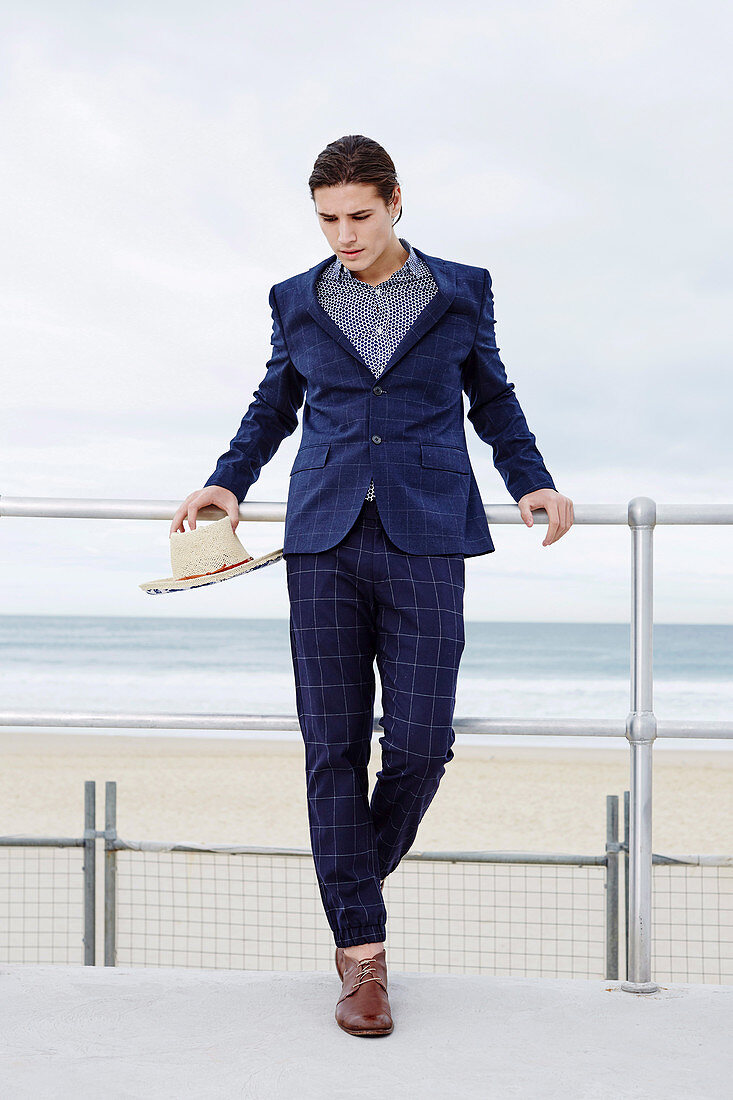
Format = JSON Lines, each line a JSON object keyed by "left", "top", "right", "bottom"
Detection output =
{"left": 139, "top": 547, "right": 284, "bottom": 594}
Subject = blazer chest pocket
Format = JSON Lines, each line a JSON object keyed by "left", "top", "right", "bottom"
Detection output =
{"left": 420, "top": 443, "right": 470, "bottom": 474}
{"left": 290, "top": 442, "right": 331, "bottom": 475}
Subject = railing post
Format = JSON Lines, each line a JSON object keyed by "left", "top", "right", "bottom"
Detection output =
{"left": 83, "top": 780, "right": 96, "bottom": 965}
{"left": 104, "top": 780, "right": 117, "bottom": 966}
{"left": 623, "top": 789, "right": 630, "bottom": 979}
{"left": 622, "top": 497, "right": 660, "bottom": 993}
{"left": 605, "top": 794, "right": 619, "bottom": 980}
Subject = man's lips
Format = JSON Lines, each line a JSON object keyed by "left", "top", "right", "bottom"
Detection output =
{"left": 341, "top": 249, "right": 362, "bottom": 255}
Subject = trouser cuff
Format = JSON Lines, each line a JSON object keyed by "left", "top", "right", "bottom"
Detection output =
{"left": 334, "top": 924, "right": 387, "bottom": 949}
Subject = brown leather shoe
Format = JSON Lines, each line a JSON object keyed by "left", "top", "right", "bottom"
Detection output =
{"left": 335, "top": 946, "right": 347, "bottom": 980}
{"left": 334, "top": 949, "right": 394, "bottom": 1036}
{"left": 334, "top": 943, "right": 384, "bottom": 981}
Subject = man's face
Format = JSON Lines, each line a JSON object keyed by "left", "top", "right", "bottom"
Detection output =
{"left": 313, "top": 182, "right": 400, "bottom": 274}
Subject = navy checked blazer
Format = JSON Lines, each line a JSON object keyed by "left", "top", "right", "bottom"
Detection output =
{"left": 203, "top": 244, "right": 557, "bottom": 557}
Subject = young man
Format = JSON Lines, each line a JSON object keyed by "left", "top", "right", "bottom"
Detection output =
{"left": 170, "top": 135, "right": 573, "bottom": 1037}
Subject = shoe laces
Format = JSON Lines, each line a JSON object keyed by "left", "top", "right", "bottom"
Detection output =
{"left": 351, "top": 956, "right": 381, "bottom": 989}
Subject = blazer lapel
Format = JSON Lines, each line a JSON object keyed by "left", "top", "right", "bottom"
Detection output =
{"left": 304, "top": 246, "right": 457, "bottom": 384}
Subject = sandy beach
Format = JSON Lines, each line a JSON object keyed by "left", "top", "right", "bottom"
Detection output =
{"left": 1, "top": 731, "right": 731, "bottom": 856}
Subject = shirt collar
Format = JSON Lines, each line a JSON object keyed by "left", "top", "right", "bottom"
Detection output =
{"left": 326, "top": 238, "right": 422, "bottom": 286}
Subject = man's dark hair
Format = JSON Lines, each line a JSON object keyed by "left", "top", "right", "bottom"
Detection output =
{"left": 308, "top": 135, "right": 403, "bottom": 226}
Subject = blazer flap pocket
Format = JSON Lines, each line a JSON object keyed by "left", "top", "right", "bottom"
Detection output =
{"left": 420, "top": 443, "right": 470, "bottom": 474}
{"left": 290, "top": 443, "right": 331, "bottom": 475}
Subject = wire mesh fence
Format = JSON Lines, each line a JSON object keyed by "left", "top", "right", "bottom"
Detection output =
{"left": 113, "top": 848, "right": 609, "bottom": 977}
{"left": 651, "top": 862, "right": 733, "bottom": 984}
{"left": 0, "top": 845, "right": 86, "bottom": 964}
{"left": 115, "top": 849, "right": 322, "bottom": 972}
{"left": 0, "top": 781, "right": 731, "bottom": 984}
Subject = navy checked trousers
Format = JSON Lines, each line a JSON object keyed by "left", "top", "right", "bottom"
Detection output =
{"left": 284, "top": 496, "right": 466, "bottom": 949}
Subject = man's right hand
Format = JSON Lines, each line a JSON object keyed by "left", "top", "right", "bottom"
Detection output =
{"left": 169, "top": 486, "right": 241, "bottom": 535}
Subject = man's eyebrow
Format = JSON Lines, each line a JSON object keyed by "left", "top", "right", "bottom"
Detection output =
{"left": 317, "top": 208, "right": 375, "bottom": 216}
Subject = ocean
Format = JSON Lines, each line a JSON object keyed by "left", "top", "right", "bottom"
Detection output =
{"left": 1, "top": 615, "right": 731, "bottom": 751}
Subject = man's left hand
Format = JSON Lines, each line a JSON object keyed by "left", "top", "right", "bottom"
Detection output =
{"left": 517, "top": 488, "right": 574, "bottom": 547}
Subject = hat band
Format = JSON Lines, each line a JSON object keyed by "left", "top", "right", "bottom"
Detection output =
{"left": 178, "top": 557, "right": 253, "bottom": 581}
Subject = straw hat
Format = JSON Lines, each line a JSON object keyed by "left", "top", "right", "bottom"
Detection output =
{"left": 140, "top": 516, "right": 283, "bottom": 595}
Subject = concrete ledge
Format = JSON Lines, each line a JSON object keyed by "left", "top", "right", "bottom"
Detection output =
{"left": 0, "top": 965, "right": 731, "bottom": 1099}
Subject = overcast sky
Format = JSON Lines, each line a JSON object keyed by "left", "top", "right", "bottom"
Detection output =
{"left": 2, "top": 0, "right": 731, "bottom": 622}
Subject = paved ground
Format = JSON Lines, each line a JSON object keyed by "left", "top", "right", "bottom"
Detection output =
{"left": 0, "top": 965, "right": 731, "bottom": 1099}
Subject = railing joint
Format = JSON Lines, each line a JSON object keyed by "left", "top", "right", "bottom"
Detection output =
{"left": 627, "top": 495, "right": 657, "bottom": 527}
{"left": 625, "top": 710, "right": 657, "bottom": 743}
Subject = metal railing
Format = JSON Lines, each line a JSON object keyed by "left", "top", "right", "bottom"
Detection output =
{"left": 2, "top": 492, "right": 732, "bottom": 992}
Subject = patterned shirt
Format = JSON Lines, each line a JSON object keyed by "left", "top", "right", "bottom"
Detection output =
{"left": 316, "top": 236, "right": 438, "bottom": 502}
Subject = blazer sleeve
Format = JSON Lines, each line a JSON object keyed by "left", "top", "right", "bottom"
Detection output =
{"left": 203, "top": 285, "right": 306, "bottom": 503}
{"left": 461, "top": 268, "right": 557, "bottom": 502}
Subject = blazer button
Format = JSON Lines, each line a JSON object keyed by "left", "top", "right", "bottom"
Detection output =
{"left": 371, "top": 434, "right": 382, "bottom": 444}
{"left": 372, "top": 385, "right": 383, "bottom": 395}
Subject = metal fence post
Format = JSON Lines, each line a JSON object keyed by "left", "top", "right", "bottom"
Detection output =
{"left": 622, "top": 497, "right": 660, "bottom": 993}
{"left": 83, "top": 780, "right": 96, "bottom": 965}
{"left": 104, "top": 780, "right": 117, "bottom": 966}
{"left": 605, "top": 794, "right": 619, "bottom": 980}
{"left": 623, "top": 789, "right": 630, "bottom": 980}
